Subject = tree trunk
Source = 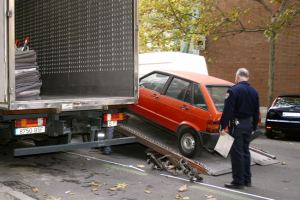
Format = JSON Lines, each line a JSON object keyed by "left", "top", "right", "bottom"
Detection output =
{"left": 268, "top": 32, "right": 276, "bottom": 106}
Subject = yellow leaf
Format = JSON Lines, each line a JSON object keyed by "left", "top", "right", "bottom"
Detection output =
{"left": 144, "top": 190, "right": 151, "bottom": 194}
{"left": 178, "top": 184, "right": 188, "bottom": 192}
{"left": 31, "top": 187, "right": 39, "bottom": 193}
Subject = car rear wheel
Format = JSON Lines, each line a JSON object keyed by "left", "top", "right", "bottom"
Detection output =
{"left": 265, "top": 130, "right": 275, "bottom": 139}
{"left": 178, "top": 130, "right": 201, "bottom": 158}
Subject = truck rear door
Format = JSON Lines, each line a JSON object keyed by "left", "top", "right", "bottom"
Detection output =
{"left": 0, "top": 0, "right": 8, "bottom": 104}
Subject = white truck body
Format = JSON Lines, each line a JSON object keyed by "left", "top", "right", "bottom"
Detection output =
{"left": 139, "top": 52, "right": 208, "bottom": 77}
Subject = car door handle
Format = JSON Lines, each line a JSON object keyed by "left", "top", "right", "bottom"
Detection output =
{"left": 180, "top": 105, "right": 189, "bottom": 110}
{"left": 151, "top": 93, "right": 160, "bottom": 99}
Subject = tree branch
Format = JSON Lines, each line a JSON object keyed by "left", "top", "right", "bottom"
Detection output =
{"left": 279, "top": 0, "right": 288, "bottom": 12}
{"left": 252, "top": 0, "right": 274, "bottom": 14}
{"left": 213, "top": 28, "right": 266, "bottom": 35}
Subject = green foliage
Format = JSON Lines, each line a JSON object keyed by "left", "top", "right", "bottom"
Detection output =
{"left": 139, "top": 0, "right": 225, "bottom": 52}
{"left": 139, "top": 0, "right": 300, "bottom": 52}
{"left": 264, "top": 4, "right": 300, "bottom": 39}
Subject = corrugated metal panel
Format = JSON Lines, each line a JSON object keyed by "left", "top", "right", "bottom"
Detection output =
{"left": 15, "top": 0, "right": 135, "bottom": 97}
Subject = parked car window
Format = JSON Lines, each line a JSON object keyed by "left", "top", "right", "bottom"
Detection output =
{"left": 274, "top": 96, "right": 300, "bottom": 107}
{"left": 166, "top": 78, "right": 192, "bottom": 103}
{"left": 139, "top": 73, "right": 169, "bottom": 93}
{"left": 193, "top": 84, "right": 208, "bottom": 110}
{"left": 206, "top": 86, "right": 230, "bottom": 112}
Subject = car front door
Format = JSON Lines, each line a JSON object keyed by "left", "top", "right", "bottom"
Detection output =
{"left": 157, "top": 79, "right": 210, "bottom": 132}
{"left": 134, "top": 72, "right": 170, "bottom": 124}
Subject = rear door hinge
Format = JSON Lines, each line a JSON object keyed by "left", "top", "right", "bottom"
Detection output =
{"left": 6, "top": 10, "right": 12, "bottom": 17}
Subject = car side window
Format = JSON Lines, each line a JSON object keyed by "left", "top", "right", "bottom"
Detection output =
{"left": 166, "top": 78, "right": 192, "bottom": 103}
{"left": 193, "top": 84, "right": 208, "bottom": 110}
{"left": 139, "top": 73, "right": 169, "bottom": 93}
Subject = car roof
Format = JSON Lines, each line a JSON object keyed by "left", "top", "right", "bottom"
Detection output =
{"left": 154, "top": 70, "right": 233, "bottom": 86}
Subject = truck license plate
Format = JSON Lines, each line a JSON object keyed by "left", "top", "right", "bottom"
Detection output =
{"left": 107, "top": 121, "right": 117, "bottom": 127}
{"left": 15, "top": 126, "right": 46, "bottom": 136}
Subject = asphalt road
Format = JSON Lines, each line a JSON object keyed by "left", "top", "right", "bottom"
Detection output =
{"left": 0, "top": 134, "right": 299, "bottom": 200}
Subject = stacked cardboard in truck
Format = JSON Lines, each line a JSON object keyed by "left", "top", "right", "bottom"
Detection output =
{"left": 15, "top": 50, "right": 42, "bottom": 100}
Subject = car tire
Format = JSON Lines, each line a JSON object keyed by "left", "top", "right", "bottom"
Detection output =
{"left": 265, "top": 130, "right": 275, "bottom": 139}
{"left": 178, "top": 129, "right": 201, "bottom": 158}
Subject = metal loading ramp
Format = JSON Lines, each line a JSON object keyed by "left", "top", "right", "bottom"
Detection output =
{"left": 116, "top": 114, "right": 279, "bottom": 176}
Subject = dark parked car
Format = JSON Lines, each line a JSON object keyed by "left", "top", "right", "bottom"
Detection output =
{"left": 265, "top": 95, "right": 300, "bottom": 138}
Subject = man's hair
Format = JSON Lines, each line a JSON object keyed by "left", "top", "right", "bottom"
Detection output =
{"left": 236, "top": 68, "right": 249, "bottom": 78}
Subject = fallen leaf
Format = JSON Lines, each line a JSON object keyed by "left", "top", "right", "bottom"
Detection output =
{"left": 31, "top": 187, "right": 39, "bottom": 193}
{"left": 90, "top": 181, "right": 100, "bottom": 187}
{"left": 205, "top": 194, "right": 217, "bottom": 200}
{"left": 109, "top": 183, "right": 128, "bottom": 191}
{"left": 137, "top": 164, "right": 145, "bottom": 168}
{"left": 167, "top": 165, "right": 175, "bottom": 170}
{"left": 109, "top": 187, "right": 117, "bottom": 191}
{"left": 91, "top": 187, "right": 98, "bottom": 192}
{"left": 183, "top": 197, "right": 190, "bottom": 200}
{"left": 144, "top": 190, "right": 151, "bottom": 194}
{"left": 46, "top": 196, "right": 61, "bottom": 200}
{"left": 65, "top": 191, "right": 71, "bottom": 194}
{"left": 178, "top": 184, "right": 188, "bottom": 192}
{"left": 176, "top": 194, "right": 183, "bottom": 199}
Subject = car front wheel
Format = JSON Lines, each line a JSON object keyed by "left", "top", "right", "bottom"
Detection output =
{"left": 178, "top": 130, "right": 201, "bottom": 158}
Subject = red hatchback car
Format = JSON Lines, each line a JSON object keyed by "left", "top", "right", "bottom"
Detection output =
{"left": 129, "top": 71, "right": 233, "bottom": 157}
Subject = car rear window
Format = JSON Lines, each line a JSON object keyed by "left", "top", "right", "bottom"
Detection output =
{"left": 206, "top": 86, "right": 230, "bottom": 112}
{"left": 274, "top": 96, "right": 300, "bottom": 107}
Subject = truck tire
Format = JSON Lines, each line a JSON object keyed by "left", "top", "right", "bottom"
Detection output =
{"left": 178, "top": 129, "right": 201, "bottom": 158}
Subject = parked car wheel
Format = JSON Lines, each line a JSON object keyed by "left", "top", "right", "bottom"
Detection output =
{"left": 265, "top": 130, "right": 275, "bottom": 139}
{"left": 178, "top": 129, "right": 201, "bottom": 158}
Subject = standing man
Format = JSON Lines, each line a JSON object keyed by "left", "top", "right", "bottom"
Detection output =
{"left": 219, "top": 68, "right": 259, "bottom": 189}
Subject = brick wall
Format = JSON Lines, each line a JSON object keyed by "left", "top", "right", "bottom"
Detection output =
{"left": 203, "top": 0, "right": 300, "bottom": 106}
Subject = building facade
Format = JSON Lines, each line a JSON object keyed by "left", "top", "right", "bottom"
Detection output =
{"left": 203, "top": 0, "right": 300, "bottom": 106}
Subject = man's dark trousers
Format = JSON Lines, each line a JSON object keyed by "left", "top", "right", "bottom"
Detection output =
{"left": 230, "top": 121, "right": 252, "bottom": 185}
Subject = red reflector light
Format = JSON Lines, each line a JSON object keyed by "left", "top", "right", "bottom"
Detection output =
{"left": 15, "top": 118, "right": 47, "bottom": 128}
{"left": 103, "top": 113, "right": 125, "bottom": 122}
{"left": 206, "top": 120, "right": 220, "bottom": 133}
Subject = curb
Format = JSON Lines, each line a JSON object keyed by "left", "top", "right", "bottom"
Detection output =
{"left": 0, "top": 184, "right": 36, "bottom": 200}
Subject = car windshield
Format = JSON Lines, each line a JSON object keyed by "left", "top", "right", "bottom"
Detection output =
{"left": 274, "top": 96, "right": 300, "bottom": 107}
{"left": 206, "top": 86, "right": 230, "bottom": 112}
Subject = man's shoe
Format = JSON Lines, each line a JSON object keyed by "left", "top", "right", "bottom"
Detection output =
{"left": 224, "top": 183, "right": 244, "bottom": 189}
{"left": 245, "top": 182, "right": 252, "bottom": 187}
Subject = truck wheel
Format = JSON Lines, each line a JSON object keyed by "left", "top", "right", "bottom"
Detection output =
{"left": 178, "top": 129, "right": 201, "bottom": 158}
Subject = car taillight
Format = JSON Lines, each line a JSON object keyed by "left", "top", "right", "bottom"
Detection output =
{"left": 103, "top": 113, "right": 125, "bottom": 122}
{"left": 15, "top": 118, "right": 47, "bottom": 128}
{"left": 206, "top": 120, "right": 220, "bottom": 133}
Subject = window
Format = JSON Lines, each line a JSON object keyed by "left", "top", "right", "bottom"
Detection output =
{"left": 193, "top": 84, "right": 208, "bottom": 110}
{"left": 274, "top": 96, "right": 300, "bottom": 107}
{"left": 206, "top": 85, "right": 230, "bottom": 112}
{"left": 166, "top": 78, "right": 192, "bottom": 103}
{"left": 139, "top": 73, "right": 169, "bottom": 93}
